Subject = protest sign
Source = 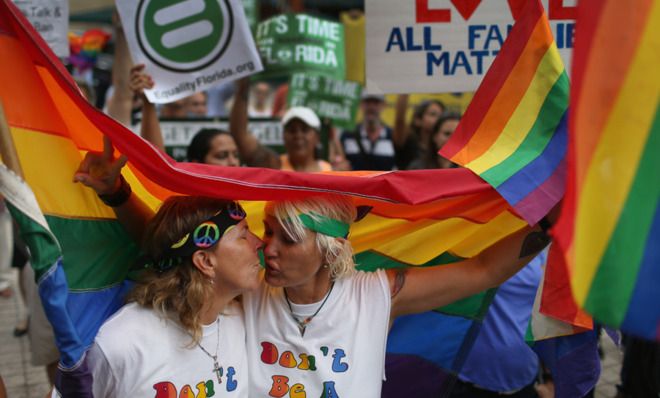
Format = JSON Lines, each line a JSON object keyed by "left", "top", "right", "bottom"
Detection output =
{"left": 241, "top": 0, "right": 258, "bottom": 32}
{"left": 255, "top": 13, "right": 345, "bottom": 80}
{"left": 116, "top": 0, "right": 263, "bottom": 104}
{"left": 136, "top": 118, "right": 284, "bottom": 161}
{"left": 287, "top": 73, "right": 361, "bottom": 129}
{"left": 365, "top": 0, "right": 576, "bottom": 94}
{"left": 13, "top": 0, "right": 68, "bottom": 57}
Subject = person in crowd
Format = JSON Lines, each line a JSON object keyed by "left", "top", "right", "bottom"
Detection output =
{"left": 230, "top": 78, "right": 332, "bottom": 171}
{"left": 407, "top": 113, "right": 461, "bottom": 170}
{"left": 187, "top": 129, "right": 241, "bottom": 167}
{"left": 248, "top": 82, "right": 273, "bottom": 118}
{"left": 185, "top": 92, "right": 208, "bottom": 118}
{"left": 393, "top": 95, "right": 446, "bottom": 170}
{"left": 340, "top": 92, "right": 397, "bottom": 171}
{"left": 129, "top": 65, "right": 241, "bottom": 167}
{"left": 206, "top": 81, "right": 236, "bottom": 118}
{"left": 0, "top": 199, "right": 13, "bottom": 298}
{"left": 79, "top": 142, "right": 554, "bottom": 397}
{"left": 71, "top": 142, "right": 262, "bottom": 396}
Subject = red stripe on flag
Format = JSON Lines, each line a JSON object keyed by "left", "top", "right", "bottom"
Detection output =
{"left": 441, "top": 0, "right": 543, "bottom": 159}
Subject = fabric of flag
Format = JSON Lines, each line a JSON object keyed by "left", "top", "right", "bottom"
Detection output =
{"left": 553, "top": 0, "right": 660, "bottom": 341}
{"left": 440, "top": 0, "right": 568, "bottom": 225}
{"left": 0, "top": 0, "right": 531, "bottom": 395}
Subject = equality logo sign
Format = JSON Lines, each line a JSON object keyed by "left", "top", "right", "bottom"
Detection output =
{"left": 117, "top": 0, "right": 262, "bottom": 104}
{"left": 365, "top": 0, "right": 576, "bottom": 94}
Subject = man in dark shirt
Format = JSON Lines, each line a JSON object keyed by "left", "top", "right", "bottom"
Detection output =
{"left": 340, "top": 92, "right": 397, "bottom": 171}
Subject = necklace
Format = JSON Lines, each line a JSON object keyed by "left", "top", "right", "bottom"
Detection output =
{"left": 284, "top": 282, "right": 335, "bottom": 337}
{"left": 196, "top": 317, "right": 223, "bottom": 384}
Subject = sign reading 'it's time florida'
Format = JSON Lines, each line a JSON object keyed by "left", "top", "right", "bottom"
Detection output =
{"left": 366, "top": 0, "right": 576, "bottom": 94}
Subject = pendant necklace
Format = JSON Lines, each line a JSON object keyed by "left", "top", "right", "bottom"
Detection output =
{"left": 196, "top": 317, "right": 223, "bottom": 384}
{"left": 284, "top": 282, "right": 335, "bottom": 337}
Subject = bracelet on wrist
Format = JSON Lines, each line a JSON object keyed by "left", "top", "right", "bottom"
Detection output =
{"left": 98, "top": 175, "right": 132, "bottom": 207}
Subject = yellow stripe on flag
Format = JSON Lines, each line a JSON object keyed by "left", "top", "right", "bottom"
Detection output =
{"left": 466, "top": 45, "right": 564, "bottom": 174}
{"left": 572, "top": 2, "right": 660, "bottom": 304}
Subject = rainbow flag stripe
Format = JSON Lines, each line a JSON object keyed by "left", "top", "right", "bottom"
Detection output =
{"left": 555, "top": 0, "right": 660, "bottom": 340}
{"left": 440, "top": 0, "right": 568, "bottom": 225}
{"left": 0, "top": 0, "right": 529, "bottom": 394}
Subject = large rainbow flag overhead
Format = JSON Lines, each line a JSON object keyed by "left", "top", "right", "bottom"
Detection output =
{"left": 554, "top": 0, "right": 660, "bottom": 341}
{"left": 0, "top": 0, "right": 530, "bottom": 395}
{"left": 440, "top": 0, "right": 568, "bottom": 225}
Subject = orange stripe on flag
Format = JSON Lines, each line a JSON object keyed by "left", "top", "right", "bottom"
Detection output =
{"left": 451, "top": 16, "right": 553, "bottom": 164}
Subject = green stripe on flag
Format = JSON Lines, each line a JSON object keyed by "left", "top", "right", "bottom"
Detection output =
{"left": 481, "top": 72, "right": 569, "bottom": 187}
{"left": 354, "top": 250, "right": 493, "bottom": 319}
{"left": 584, "top": 105, "right": 660, "bottom": 327}
{"left": 46, "top": 216, "right": 140, "bottom": 290}
{"left": 7, "top": 204, "right": 61, "bottom": 281}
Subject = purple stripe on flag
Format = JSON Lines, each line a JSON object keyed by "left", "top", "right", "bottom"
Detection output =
{"left": 497, "top": 112, "right": 568, "bottom": 209}
{"left": 512, "top": 157, "right": 567, "bottom": 224}
{"left": 382, "top": 354, "right": 454, "bottom": 397}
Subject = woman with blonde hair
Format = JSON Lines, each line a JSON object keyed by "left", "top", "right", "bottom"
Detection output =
{"left": 71, "top": 142, "right": 263, "bottom": 397}
{"left": 244, "top": 194, "right": 553, "bottom": 397}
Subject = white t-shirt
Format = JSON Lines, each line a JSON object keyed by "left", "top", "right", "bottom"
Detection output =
{"left": 243, "top": 270, "right": 391, "bottom": 397}
{"left": 87, "top": 301, "right": 248, "bottom": 397}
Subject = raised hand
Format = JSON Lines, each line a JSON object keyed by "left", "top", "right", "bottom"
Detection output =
{"left": 129, "top": 64, "right": 154, "bottom": 99}
{"left": 73, "top": 136, "right": 127, "bottom": 195}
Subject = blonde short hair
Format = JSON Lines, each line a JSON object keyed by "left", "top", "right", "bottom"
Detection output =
{"left": 266, "top": 195, "right": 357, "bottom": 280}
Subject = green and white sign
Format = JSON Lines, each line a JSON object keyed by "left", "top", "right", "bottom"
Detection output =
{"left": 255, "top": 14, "right": 345, "bottom": 80}
{"left": 287, "top": 73, "right": 361, "bottom": 129}
{"left": 116, "top": 0, "right": 263, "bottom": 104}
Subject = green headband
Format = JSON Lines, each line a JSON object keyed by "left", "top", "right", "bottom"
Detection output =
{"left": 298, "top": 212, "right": 349, "bottom": 238}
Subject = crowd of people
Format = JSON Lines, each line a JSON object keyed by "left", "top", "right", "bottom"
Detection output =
{"left": 1, "top": 6, "right": 659, "bottom": 398}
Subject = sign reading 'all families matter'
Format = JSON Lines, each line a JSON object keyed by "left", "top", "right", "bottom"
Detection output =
{"left": 255, "top": 14, "right": 345, "bottom": 80}
{"left": 13, "top": 0, "right": 68, "bottom": 57}
{"left": 116, "top": 0, "right": 263, "bottom": 104}
{"left": 287, "top": 73, "right": 361, "bottom": 129}
{"left": 366, "top": 0, "right": 576, "bottom": 94}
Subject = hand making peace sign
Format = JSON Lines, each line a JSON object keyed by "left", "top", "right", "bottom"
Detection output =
{"left": 73, "top": 136, "right": 128, "bottom": 195}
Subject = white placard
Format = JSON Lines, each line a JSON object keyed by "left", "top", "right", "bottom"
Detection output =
{"left": 366, "top": 0, "right": 576, "bottom": 94}
{"left": 116, "top": 0, "right": 263, "bottom": 104}
{"left": 13, "top": 0, "right": 69, "bottom": 57}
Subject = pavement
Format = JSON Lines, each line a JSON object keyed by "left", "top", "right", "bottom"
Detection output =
{"left": 0, "top": 267, "right": 623, "bottom": 398}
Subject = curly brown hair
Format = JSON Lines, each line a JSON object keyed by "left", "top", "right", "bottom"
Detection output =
{"left": 127, "top": 196, "right": 234, "bottom": 345}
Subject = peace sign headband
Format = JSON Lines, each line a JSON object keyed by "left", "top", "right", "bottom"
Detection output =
{"left": 150, "top": 202, "right": 247, "bottom": 272}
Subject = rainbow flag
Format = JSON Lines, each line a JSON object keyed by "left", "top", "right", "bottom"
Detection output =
{"left": 0, "top": 0, "right": 529, "bottom": 394}
{"left": 554, "top": 0, "right": 660, "bottom": 341}
{"left": 440, "top": 0, "right": 568, "bottom": 225}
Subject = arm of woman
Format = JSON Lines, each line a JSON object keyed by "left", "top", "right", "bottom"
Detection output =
{"left": 229, "top": 78, "right": 276, "bottom": 166}
{"left": 73, "top": 136, "right": 154, "bottom": 242}
{"left": 105, "top": 14, "right": 134, "bottom": 127}
{"left": 388, "top": 224, "right": 551, "bottom": 318}
{"left": 129, "top": 65, "right": 165, "bottom": 152}
{"left": 391, "top": 94, "right": 410, "bottom": 149}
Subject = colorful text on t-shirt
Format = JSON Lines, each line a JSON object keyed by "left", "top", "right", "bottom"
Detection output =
{"left": 153, "top": 368, "right": 238, "bottom": 398}
{"left": 260, "top": 341, "right": 348, "bottom": 397}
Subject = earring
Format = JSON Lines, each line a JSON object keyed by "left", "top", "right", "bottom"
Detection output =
{"left": 322, "top": 264, "right": 329, "bottom": 269}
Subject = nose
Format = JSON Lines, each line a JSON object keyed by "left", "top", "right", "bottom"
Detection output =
{"left": 248, "top": 231, "right": 264, "bottom": 251}
{"left": 227, "top": 154, "right": 240, "bottom": 167}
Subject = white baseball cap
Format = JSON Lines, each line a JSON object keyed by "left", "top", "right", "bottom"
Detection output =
{"left": 282, "top": 106, "right": 321, "bottom": 130}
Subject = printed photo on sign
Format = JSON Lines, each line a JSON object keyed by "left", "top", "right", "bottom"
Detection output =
{"left": 366, "top": 0, "right": 576, "bottom": 94}
{"left": 116, "top": 0, "right": 263, "bottom": 103}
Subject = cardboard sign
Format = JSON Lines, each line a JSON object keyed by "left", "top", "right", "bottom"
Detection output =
{"left": 116, "top": 0, "right": 263, "bottom": 104}
{"left": 366, "top": 0, "right": 576, "bottom": 94}
{"left": 287, "top": 73, "right": 361, "bottom": 129}
{"left": 255, "top": 13, "right": 345, "bottom": 79}
{"left": 13, "top": 0, "right": 68, "bottom": 57}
